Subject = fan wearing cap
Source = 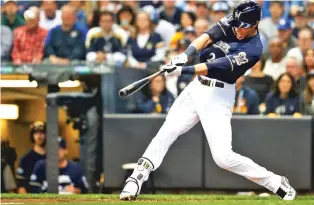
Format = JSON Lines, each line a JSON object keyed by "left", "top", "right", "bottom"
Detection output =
{"left": 277, "top": 18, "right": 298, "bottom": 56}
{"left": 11, "top": 6, "right": 48, "bottom": 64}
{"left": 210, "top": 1, "right": 230, "bottom": 25}
{"left": 259, "top": 1, "right": 284, "bottom": 40}
{"left": 30, "top": 137, "right": 88, "bottom": 194}
{"left": 120, "top": 0, "right": 296, "bottom": 201}
{"left": 1, "top": 0, "right": 25, "bottom": 31}
{"left": 16, "top": 121, "right": 46, "bottom": 194}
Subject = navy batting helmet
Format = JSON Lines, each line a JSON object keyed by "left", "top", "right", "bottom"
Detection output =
{"left": 231, "top": 0, "right": 261, "bottom": 28}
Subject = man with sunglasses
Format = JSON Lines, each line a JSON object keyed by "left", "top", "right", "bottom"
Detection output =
{"left": 120, "top": 0, "right": 296, "bottom": 201}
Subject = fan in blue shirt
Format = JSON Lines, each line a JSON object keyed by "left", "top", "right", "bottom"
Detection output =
{"left": 29, "top": 137, "right": 88, "bottom": 194}
{"left": 127, "top": 11, "right": 165, "bottom": 69}
{"left": 265, "top": 73, "right": 300, "bottom": 116}
{"left": 135, "top": 74, "right": 174, "bottom": 114}
{"left": 44, "top": 4, "right": 87, "bottom": 64}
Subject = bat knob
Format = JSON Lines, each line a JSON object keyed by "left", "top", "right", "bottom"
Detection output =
{"left": 119, "top": 89, "right": 127, "bottom": 98}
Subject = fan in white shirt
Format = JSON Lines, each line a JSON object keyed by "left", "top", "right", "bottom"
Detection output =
{"left": 39, "top": 0, "right": 62, "bottom": 30}
{"left": 263, "top": 38, "right": 287, "bottom": 80}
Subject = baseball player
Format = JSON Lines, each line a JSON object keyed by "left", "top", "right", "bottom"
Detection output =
{"left": 120, "top": 0, "right": 296, "bottom": 201}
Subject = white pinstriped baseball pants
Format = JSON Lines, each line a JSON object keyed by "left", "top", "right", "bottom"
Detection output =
{"left": 141, "top": 76, "right": 281, "bottom": 193}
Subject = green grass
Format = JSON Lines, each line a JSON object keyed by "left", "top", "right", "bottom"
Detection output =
{"left": 2, "top": 194, "right": 314, "bottom": 205}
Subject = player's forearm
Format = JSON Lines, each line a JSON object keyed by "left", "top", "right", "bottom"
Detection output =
{"left": 185, "top": 34, "right": 212, "bottom": 58}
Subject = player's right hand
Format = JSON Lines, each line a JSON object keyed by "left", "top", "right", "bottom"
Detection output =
{"left": 170, "top": 53, "right": 188, "bottom": 66}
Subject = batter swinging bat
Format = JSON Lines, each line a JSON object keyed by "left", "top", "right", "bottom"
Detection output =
{"left": 119, "top": 70, "right": 166, "bottom": 98}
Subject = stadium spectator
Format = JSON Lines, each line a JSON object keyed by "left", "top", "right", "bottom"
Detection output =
{"left": 244, "top": 60, "right": 274, "bottom": 104}
{"left": 304, "top": 48, "right": 314, "bottom": 73}
{"left": 259, "top": 1, "right": 284, "bottom": 40}
{"left": 86, "top": 11, "right": 126, "bottom": 65}
{"left": 277, "top": 18, "right": 298, "bottom": 56}
{"left": 194, "top": 18, "right": 209, "bottom": 38}
{"left": 1, "top": 0, "right": 25, "bottom": 31}
{"left": 233, "top": 76, "right": 260, "bottom": 115}
{"left": 68, "top": 0, "right": 87, "bottom": 30}
{"left": 16, "top": 121, "right": 46, "bottom": 194}
{"left": 159, "top": 0, "right": 182, "bottom": 28}
{"left": 11, "top": 7, "right": 48, "bottom": 64}
{"left": 210, "top": 1, "right": 229, "bottom": 26}
{"left": 170, "top": 11, "right": 196, "bottom": 49}
{"left": 44, "top": 4, "right": 87, "bottom": 65}
{"left": 300, "top": 71, "right": 314, "bottom": 115}
{"left": 126, "top": 11, "right": 165, "bottom": 69}
{"left": 291, "top": 7, "right": 309, "bottom": 38}
{"left": 286, "top": 56, "right": 305, "bottom": 91}
{"left": 195, "top": 1, "right": 210, "bottom": 21}
{"left": 287, "top": 27, "right": 313, "bottom": 63}
{"left": 121, "top": 0, "right": 139, "bottom": 12}
{"left": 136, "top": 74, "right": 174, "bottom": 114}
{"left": 0, "top": 25, "right": 12, "bottom": 61}
{"left": 265, "top": 73, "right": 300, "bottom": 116}
{"left": 30, "top": 137, "right": 88, "bottom": 194}
{"left": 307, "top": 1, "right": 314, "bottom": 30}
{"left": 116, "top": 5, "right": 136, "bottom": 37}
{"left": 183, "top": 26, "right": 197, "bottom": 43}
{"left": 39, "top": 0, "right": 62, "bottom": 30}
{"left": 263, "top": 38, "right": 286, "bottom": 81}
{"left": 88, "top": 0, "right": 120, "bottom": 28}
{"left": 142, "top": 5, "right": 176, "bottom": 49}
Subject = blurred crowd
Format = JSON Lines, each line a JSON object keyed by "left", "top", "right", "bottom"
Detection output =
{"left": 1, "top": 0, "right": 314, "bottom": 116}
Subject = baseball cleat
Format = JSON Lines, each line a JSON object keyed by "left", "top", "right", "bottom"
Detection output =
{"left": 119, "top": 191, "right": 136, "bottom": 201}
{"left": 119, "top": 177, "right": 140, "bottom": 201}
{"left": 275, "top": 177, "right": 296, "bottom": 200}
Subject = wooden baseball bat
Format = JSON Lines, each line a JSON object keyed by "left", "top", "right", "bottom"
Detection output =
{"left": 119, "top": 70, "right": 166, "bottom": 98}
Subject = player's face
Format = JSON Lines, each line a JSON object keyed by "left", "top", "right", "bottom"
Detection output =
{"left": 33, "top": 131, "right": 45, "bottom": 146}
{"left": 233, "top": 26, "right": 256, "bottom": 40}
{"left": 278, "top": 75, "right": 292, "bottom": 94}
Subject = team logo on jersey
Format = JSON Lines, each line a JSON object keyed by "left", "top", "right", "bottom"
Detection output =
{"left": 234, "top": 52, "right": 248, "bottom": 65}
{"left": 213, "top": 41, "right": 231, "bottom": 53}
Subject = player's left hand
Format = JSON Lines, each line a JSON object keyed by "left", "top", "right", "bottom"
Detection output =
{"left": 160, "top": 64, "right": 182, "bottom": 77}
